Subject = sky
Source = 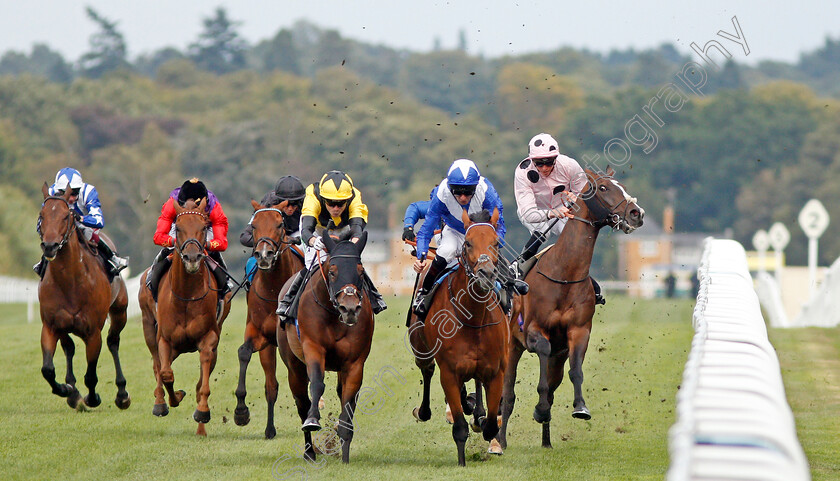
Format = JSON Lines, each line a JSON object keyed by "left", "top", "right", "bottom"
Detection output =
{"left": 0, "top": 1, "right": 838, "bottom": 65}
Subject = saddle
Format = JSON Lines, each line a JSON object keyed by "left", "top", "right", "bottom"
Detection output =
{"left": 518, "top": 243, "right": 554, "bottom": 279}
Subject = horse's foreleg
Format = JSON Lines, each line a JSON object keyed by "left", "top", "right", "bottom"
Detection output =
{"left": 483, "top": 373, "right": 504, "bottom": 442}
{"left": 542, "top": 352, "right": 569, "bottom": 448}
{"left": 81, "top": 330, "right": 103, "bottom": 409}
{"left": 158, "top": 338, "right": 184, "bottom": 408}
{"left": 302, "top": 351, "right": 326, "bottom": 432}
{"left": 58, "top": 334, "right": 76, "bottom": 390}
{"left": 283, "top": 350, "right": 316, "bottom": 461}
{"left": 258, "top": 344, "right": 279, "bottom": 439}
{"left": 498, "top": 341, "right": 525, "bottom": 449}
{"left": 440, "top": 368, "right": 469, "bottom": 467}
{"left": 568, "top": 326, "right": 591, "bottom": 420}
{"left": 234, "top": 331, "right": 257, "bottom": 426}
{"left": 526, "top": 330, "right": 552, "bottom": 425}
{"left": 193, "top": 330, "right": 219, "bottom": 430}
{"left": 337, "top": 362, "right": 364, "bottom": 464}
{"left": 41, "top": 327, "right": 79, "bottom": 406}
{"left": 412, "top": 360, "right": 435, "bottom": 422}
{"left": 106, "top": 307, "right": 130, "bottom": 409}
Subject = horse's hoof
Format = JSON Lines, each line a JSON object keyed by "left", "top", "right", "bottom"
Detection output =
{"left": 265, "top": 426, "right": 276, "bottom": 439}
{"left": 66, "top": 388, "right": 82, "bottom": 409}
{"left": 572, "top": 406, "right": 591, "bottom": 420}
{"left": 302, "top": 417, "right": 322, "bottom": 432}
{"left": 471, "top": 416, "right": 485, "bottom": 433}
{"left": 233, "top": 407, "right": 250, "bottom": 426}
{"left": 170, "top": 390, "right": 186, "bottom": 407}
{"left": 54, "top": 383, "right": 73, "bottom": 398}
{"left": 318, "top": 397, "right": 325, "bottom": 410}
{"left": 193, "top": 409, "right": 211, "bottom": 423}
{"left": 488, "top": 439, "right": 504, "bottom": 456}
{"left": 464, "top": 393, "right": 476, "bottom": 415}
{"left": 196, "top": 423, "right": 207, "bottom": 437}
{"left": 83, "top": 393, "right": 102, "bottom": 409}
{"left": 444, "top": 404, "right": 454, "bottom": 425}
{"left": 413, "top": 406, "right": 431, "bottom": 422}
{"left": 115, "top": 393, "right": 131, "bottom": 410}
{"left": 152, "top": 403, "right": 169, "bottom": 417}
{"left": 533, "top": 406, "right": 551, "bottom": 424}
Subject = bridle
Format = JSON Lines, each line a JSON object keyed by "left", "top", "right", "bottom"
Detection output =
{"left": 316, "top": 252, "right": 365, "bottom": 323}
{"left": 457, "top": 222, "right": 498, "bottom": 285}
{"left": 39, "top": 196, "right": 77, "bottom": 255}
{"left": 174, "top": 210, "right": 208, "bottom": 263}
{"left": 250, "top": 208, "right": 297, "bottom": 266}
{"left": 579, "top": 174, "right": 638, "bottom": 231}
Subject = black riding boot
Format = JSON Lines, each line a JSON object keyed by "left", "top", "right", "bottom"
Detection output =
{"left": 362, "top": 271, "right": 387, "bottom": 314}
{"left": 412, "top": 256, "right": 448, "bottom": 318}
{"left": 592, "top": 277, "right": 605, "bottom": 305}
{"left": 146, "top": 248, "right": 173, "bottom": 302}
{"left": 97, "top": 239, "right": 128, "bottom": 277}
{"left": 277, "top": 269, "right": 307, "bottom": 322}
{"left": 513, "top": 230, "right": 546, "bottom": 278}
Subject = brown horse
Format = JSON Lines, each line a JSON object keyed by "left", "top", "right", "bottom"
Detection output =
{"left": 408, "top": 209, "right": 509, "bottom": 466}
{"left": 234, "top": 200, "right": 304, "bottom": 438}
{"left": 276, "top": 230, "right": 374, "bottom": 464}
{"left": 138, "top": 198, "right": 231, "bottom": 436}
{"left": 496, "top": 166, "right": 644, "bottom": 450}
{"left": 37, "top": 183, "right": 130, "bottom": 410}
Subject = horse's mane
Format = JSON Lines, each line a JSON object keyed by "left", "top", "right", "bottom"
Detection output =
{"left": 468, "top": 210, "right": 492, "bottom": 223}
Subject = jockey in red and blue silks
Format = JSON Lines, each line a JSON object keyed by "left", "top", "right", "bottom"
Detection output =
{"left": 34, "top": 167, "right": 128, "bottom": 278}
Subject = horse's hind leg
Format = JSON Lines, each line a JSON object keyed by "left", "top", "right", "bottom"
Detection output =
{"left": 234, "top": 323, "right": 256, "bottom": 426}
{"left": 542, "top": 352, "right": 569, "bottom": 448}
{"left": 568, "top": 326, "right": 591, "bottom": 420}
{"left": 470, "top": 380, "right": 485, "bottom": 433}
{"left": 81, "top": 330, "right": 103, "bottom": 409}
{"left": 498, "top": 341, "right": 525, "bottom": 449}
{"left": 440, "top": 368, "right": 469, "bottom": 466}
{"left": 107, "top": 305, "right": 131, "bottom": 409}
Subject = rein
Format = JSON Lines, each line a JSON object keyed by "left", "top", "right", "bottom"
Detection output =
{"left": 170, "top": 210, "right": 212, "bottom": 302}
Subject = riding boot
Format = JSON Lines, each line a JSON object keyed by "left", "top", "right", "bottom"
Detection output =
{"left": 503, "top": 261, "right": 530, "bottom": 295}
{"left": 33, "top": 256, "right": 48, "bottom": 279}
{"left": 97, "top": 239, "right": 128, "bottom": 276}
{"left": 412, "top": 256, "right": 447, "bottom": 318}
{"left": 592, "top": 277, "right": 606, "bottom": 305}
{"left": 362, "top": 271, "right": 387, "bottom": 314}
{"left": 277, "top": 269, "right": 307, "bottom": 322}
{"left": 512, "top": 230, "right": 546, "bottom": 278}
{"left": 146, "top": 248, "right": 173, "bottom": 302}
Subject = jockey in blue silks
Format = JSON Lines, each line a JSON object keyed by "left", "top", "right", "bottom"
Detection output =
{"left": 411, "top": 159, "right": 527, "bottom": 318}
{"left": 34, "top": 167, "right": 128, "bottom": 278}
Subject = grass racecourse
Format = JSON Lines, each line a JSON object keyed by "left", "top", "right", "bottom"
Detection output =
{"left": 0, "top": 296, "right": 837, "bottom": 480}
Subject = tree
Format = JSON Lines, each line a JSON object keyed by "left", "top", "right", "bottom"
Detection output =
{"left": 495, "top": 62, "right": 584, "bottom": 131}
{"left": 78, "top": 7, "right": 130, "bottom": 79}
{"left": 253, "top": 29, "right": 299, "bottom": 74}
{"left": 188, "top": 7, "right": 248, "bottom": 75}
{"left": 0, "top": 44, "right": 73, "bottom": 83}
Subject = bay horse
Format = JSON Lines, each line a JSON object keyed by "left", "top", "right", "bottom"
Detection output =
{"left": 496, "top": 166, "right": 644, "bottom": 450}
{"left": 234, "top": 200, "right": 304, "bottom": 438}
{"left": 138, "top": 198, "right": 232, "bottom": 436}
{"left": 276, "top": 229, "right": 374, "bottom": 464}
{"left": 37, "top": 183, "right": 131, "bottom": 410}
{"left": 408, "top": 209, "right": 509, "bottom": 466}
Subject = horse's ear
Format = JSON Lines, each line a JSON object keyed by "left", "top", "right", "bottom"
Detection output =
{"left": 606, "top": 165, "right": 615, "bottom": 177}
{"left": 196, "top": 197, "right": 206, "bottom": 211}
{"left": 63, "top": 187, "right": 73, "bottom": 201}
{"left": 355, "top": 230, "right": 368, "bottom": 254}
{"left": 42, "top": 182, "right": 50, "bottom": 199}
{"left": 461, "top": 208, "right": 471, "bottom": 229}
{"left": 322, "top": 232, "right": 336, "bottom": 253}
{"left": 490, "top": 208, "right": 500, "bottom": 228}
{"left": 251, "top": 199, "right": 261, "bottom": 211}
{"left": 277, "top": 200, "right": 289, "bottom": 211}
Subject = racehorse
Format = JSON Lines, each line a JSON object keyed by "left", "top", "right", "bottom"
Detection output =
{"left": 276, "top": 229, "right": 374, "bottom": 464}
{"left": 138, "top": 198, "right": 231, "bottom": 436}
{"left": 36, "top": 183, "right": 131, "bottom": 410}
{"left": 408, "top": 209, "right": 509, "bottom": 466}
{"left": 497, "top": 166, "right": 644, "bottom": 450}
{"left": 234, "top": 200, "right": 304, "bottom": 438}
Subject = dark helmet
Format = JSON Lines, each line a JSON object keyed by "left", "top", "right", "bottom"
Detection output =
{"left": 177, "top": 177, "right": 208, "bottom": 205}
{"left": 273, "top": 175, "right": 306, "bottom": 201}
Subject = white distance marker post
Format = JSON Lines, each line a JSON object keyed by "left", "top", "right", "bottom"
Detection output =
{"left": 768, "top": 222, "right": 790, "bottom": 287}
{"left": 752, "top": 229, "right": 770, "bottom": 275}
{"left": 798, "top": 199, "right": 830, "bottom": 297}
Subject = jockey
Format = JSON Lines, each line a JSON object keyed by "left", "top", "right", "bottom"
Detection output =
{"left": 412, "top": 159, "right": 527, "bottom": 318}
{"left": 240, "top": 175, "right": 306, "bottom": 286}
{"left": 402, "top": 185, "right": 440, "bottom": 243}
{"left": 145, "top": 178, "right": 232, "bottom": 301}
{"left": 276, "top": 171, "right": 387, "bottom": 320}
{"left": 514, "top": 132, "right": 604, "bottom": 304}
{"left": 34, "top": 167, "right": 128, "bottom": 279}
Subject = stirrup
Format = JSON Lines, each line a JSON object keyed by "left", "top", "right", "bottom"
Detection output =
{"left": 595, "top": 293, "right": 606, "bottom": 305}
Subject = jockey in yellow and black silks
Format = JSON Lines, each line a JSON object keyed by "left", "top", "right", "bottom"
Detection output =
{"left": 277, "top": 171, "right": 387, "bottom": 320}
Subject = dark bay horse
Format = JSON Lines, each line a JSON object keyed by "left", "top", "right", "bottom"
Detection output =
{"left": 408, "top": 209, "right": 509, "bottom": 466}
{"left": 497, "top": 166, "right": 644, "bottom": 450}
{"left": 37, "top": 183, "right": 130, "bottom": 410}
{"left": 276, "top": 230, "right": 374, "bottom": 464}
{"left": 138, "top": 198, "right": 231, "bottom": 436}
{"left": 234, "top": 200, "right": 304, "bottom": 438}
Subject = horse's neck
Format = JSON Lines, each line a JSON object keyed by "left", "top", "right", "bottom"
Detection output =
{"left": 50, "top": 234, "right": 88, "bottom": 286}
{"left": 171, "top": 256, "right": 210, "bottom": 294}
{"left": 543, "top": 210, "right": 599, "bottom": 279}
{"left": 449, "top": 268, "right": 495, "bottom": 324}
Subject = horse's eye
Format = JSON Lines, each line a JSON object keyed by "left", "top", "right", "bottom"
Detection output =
{"left": 464, "top": 241, "right": 472, "bottom": 249}
{"left": 599, "top": 185, "right": 607, "bottom": 192}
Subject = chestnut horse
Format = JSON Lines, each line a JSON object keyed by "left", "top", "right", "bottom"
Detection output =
{"left": 496, "top": 166, "right": 644, "bottom": 450}
{"left": 234, "top": 200, "right": 304, "bottom": 438}
{"left": 276, "top": 230, "right": 374, "bottom": 464}
{"left": 37, "top": 183, "right": 130, "bottom": 410}
{"left": 138, "top": 198, "right": 231, "bottom": 436}
{"left": 408, "top": 209, "right": 509, "bottom": 466}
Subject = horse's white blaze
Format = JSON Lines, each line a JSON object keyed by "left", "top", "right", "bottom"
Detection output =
{"left": 610, "top": 179, "right": 638, "bottom": 205}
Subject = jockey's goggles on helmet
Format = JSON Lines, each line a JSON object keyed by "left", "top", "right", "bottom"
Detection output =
{"left": 449, "top": 185, "right": 476, "bottom": 197}
{"left": 324, "top": 198, "right": 347, "bottom": 208}
{"left": 533, "top": 156, "right": 557, "bottom": 167}
{"left": 59, "top": 188, "right": 81, "bottom": 197}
